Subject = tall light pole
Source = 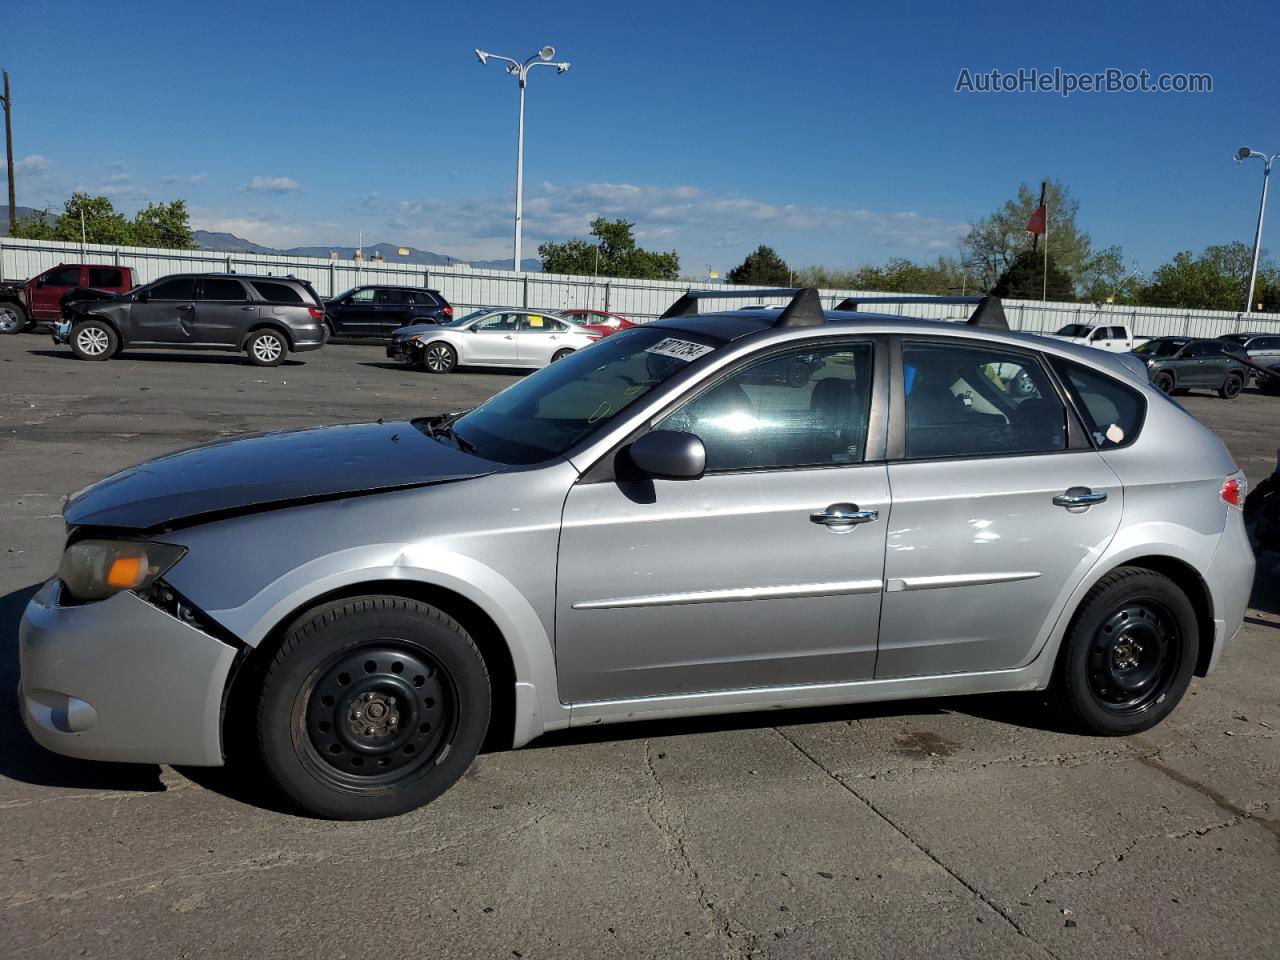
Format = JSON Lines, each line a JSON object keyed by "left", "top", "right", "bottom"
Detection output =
{"left": 2, "top": 70, "right": 15, "bottom": 235}
{"left": 1236, "top": 146, "right": 1278, "bottom": 314}
{"left": 475, "top": 46, "right": 570, "bottom": 272}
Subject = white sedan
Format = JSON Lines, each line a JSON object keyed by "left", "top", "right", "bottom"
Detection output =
{"left": 387, "top": 308, "right": 601, "bottom": 373}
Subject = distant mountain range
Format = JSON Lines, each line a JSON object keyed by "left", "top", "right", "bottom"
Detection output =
{"left": 0, "top": 211, "right": 541, "bottom": 271}
{"left": 192, "top": 231, "right": 543, "bottom": 272}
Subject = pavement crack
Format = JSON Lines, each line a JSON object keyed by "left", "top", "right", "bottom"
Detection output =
{"left": 1134, "top": 745, "right": 1280, "bottom": 844}
{"left": 641, "top": 740, "right": 758, "bottom": 959}
{"left": 771, "top": 727, "right": 1064, "bottom": 960}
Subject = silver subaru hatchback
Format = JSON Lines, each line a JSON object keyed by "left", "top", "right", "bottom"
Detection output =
{"left": 19, "top": 289, "right": 1254, "bottom": 819}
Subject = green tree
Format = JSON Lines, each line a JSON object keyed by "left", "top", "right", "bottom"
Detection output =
{"left": 11, "top": 193, "right": 195, "bottom": 249}
{"left": 962, "top": 180, "right": 1093, "bottom": 294}
{"left": 727, "top": 244, "right": 791, "bottom": 285}
{"left": 130, "top": 200, "right": 194, "bottom": 249}
{"left": 1078, "top": 245, "right": 1143, "bottom": 304}
{"left": 848, "top": 256, "right": 978, "bottom": 295}
{"left": 1140, "top": 242, "right": 1271, "bottom": 311}
{"left": 538, "top": 218, "right": 679, "bottom": 280}
{"left": 991, "top": 250, "right": 1074, "bottom": 301}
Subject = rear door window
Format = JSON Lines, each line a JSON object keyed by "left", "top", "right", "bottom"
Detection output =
{"left": 376, "top": 289, "right": 408, "bottom": 305}
{"left": 88, "top": 268, "right": 124, "bottom": 288}
{"left": 901, "top": 341, "right": 1067, "bottom": 459}
{"left": 199, "top": 278, "right": 249, "bottom": 301}
{"left": 1048, "top": 357, "right": 1145, "bottom": 449}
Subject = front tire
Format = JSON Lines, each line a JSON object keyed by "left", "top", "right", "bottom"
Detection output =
{"left": 1218, "top": 373, "right": 1244, "bottom": 399}
{"left": 420, "top": 341, "right": 458, "bottom": 374}
{"left": 246, "top": 329, "right": 287, "bottom": 367}
{"left": 1151, "top": 371, "right": 1174, "bottom": 394}
{"left": 69, "top": 319, "right": 118, "bottom": 360}
{"left": 257, "top": 596, "right": 491, "bottom": 820}
{"left": 1052, "top": 567, "right": 1198, "bottom": 735}
{"left": 0, "top": 301, "right": 29, "bottom": 334}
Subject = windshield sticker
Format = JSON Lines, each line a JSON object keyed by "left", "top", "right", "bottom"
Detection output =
{"left": 645, "top": 338, "right": 714, "bottom": 362}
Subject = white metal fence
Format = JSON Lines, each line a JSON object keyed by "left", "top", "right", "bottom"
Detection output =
{"left": 4, "top": 235, "right": 1279, "bottom": 339}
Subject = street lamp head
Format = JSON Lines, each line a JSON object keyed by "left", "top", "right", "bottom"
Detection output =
{"left": 557, "top": 62, "right": 571, "bottom": 74}
{"left": 539, "top": 46, "right": 556, "bottom": 61}
{"left": 475, "top": 49, "right": 489, "bottom": 64}
{"left": 1236, "top": 146, "right": 1254, "bottom": 163}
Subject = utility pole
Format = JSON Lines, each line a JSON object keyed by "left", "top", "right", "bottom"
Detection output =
{"left": 2, "top": 70, "right": 15, "bottom": 235}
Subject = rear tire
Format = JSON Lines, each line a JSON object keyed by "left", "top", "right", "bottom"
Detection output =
{"left": 246, "top": 329, "right": 287, "bottom": 367}
{"left": 69, "top": 319, "right": 118, "bottom": 360}
{"left": 257, "top": 596, "right": 491, "bottom": 820}
{"left": 550, "top": 348, "right": 574, "bottom": 364}
{"left": 0, "top": 301, "right": 28, "bottom": 334}
{"left": 1051, "top": 567, "right": 1198, "bottom": 736}
{"left": 420, "top": 341, "right": 457, "bottom": 374}
{"left": 1218, "top": 373, "right": 1244, "bottom": 399}
{"left": 1151, "top": 371, "right": 1174, "bottom": 394}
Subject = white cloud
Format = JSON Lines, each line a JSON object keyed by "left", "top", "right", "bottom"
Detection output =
{"left": 160, "top": 172, "right": 208, "bottom": 185}
{"left": 1, "top": 154, "right": 49, "bottom": 178}
{"left": 369, "top": 181, "right": 968, "bottom": 265}
{"left": 242, "top": 176, "right": 301, "bottom": 194}
{"left": 190, "top": 209, "right": 339, "bottom": 248}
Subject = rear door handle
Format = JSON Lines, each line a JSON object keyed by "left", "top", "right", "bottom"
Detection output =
{"left": 811, "top": 503, "right": 879, "bottom": 526}
{"left": 1053, "top": 487, "right": 1108, "bottom": 508}
{"left": 241, "top": 306, "right": 257, "bottom": 311}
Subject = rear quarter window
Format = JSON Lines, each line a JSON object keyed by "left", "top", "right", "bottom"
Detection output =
{"left": 1049, "top": 357, "right": 1146, "bottom": 449}
{"left": 250, "top": 281, "right": 305, "bottom": 303}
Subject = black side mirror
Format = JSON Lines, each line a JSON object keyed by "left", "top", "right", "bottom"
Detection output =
{"left": 35, "top": 279, "right": 45, "bottom": 288}
{"left": 136, "top": 291, "right": 149, "bottom": 303}
{"left": 628, "top": 430, "right": 706, "bottom": 480}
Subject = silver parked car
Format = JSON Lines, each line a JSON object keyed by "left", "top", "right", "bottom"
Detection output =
{"left": 20, "top": 289, "right": 1254, "bottom": 819}
{"left": 386, "top": 306, "right": 600, "bottom": 372}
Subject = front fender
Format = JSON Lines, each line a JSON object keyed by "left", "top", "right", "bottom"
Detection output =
{"left": 193, "top": 542, "right": 567, "bottom": 746}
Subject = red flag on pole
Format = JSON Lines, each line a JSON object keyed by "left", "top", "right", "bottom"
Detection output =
{"left": 1026, "top": 202, "right": 1046, "bottom": 235}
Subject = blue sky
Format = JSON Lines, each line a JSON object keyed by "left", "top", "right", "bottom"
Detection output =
{"left": 4, "top": 0, "right": 1279, "bottom": 274}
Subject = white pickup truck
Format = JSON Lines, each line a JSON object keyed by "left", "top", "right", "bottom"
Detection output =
{"left": 1045, "top": 323, "right": 1143, "bottom": 352}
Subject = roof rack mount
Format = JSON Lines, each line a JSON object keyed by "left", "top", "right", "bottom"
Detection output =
{"left": 659, "top": 287, "right": 825, "bottom": 327}
{"left": 832, "top": 294, "right": 1009, "bottom": 331}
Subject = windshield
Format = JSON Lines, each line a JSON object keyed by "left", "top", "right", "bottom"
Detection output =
{"left": 446, "top": 309, "right": 490, "bottom": 327}
{"left": 1134, "top": 339, "right": 1184, "bottom": 356}
{"left": 1055, "top": 324, "right": 1092, "bottom": 337}
{"left": 450, "top": 327, "right": 720, "bottom": 465}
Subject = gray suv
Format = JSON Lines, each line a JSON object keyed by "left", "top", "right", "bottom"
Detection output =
{"left": 54, "top": 273, "right": 327, "bottom": 366}
{"left": 19, "top": 289, "right": 1254, "bottom": 819}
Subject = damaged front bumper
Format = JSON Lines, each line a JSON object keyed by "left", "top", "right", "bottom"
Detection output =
{"left": 19, "top": 579, "right": 238, "bottom": 766}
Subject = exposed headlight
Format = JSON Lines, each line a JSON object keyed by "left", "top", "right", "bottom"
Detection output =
{"left": 57, "top": 539, "right": 186, "bottom": 602}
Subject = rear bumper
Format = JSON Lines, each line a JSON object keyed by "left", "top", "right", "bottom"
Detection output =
{"left": 18, "top": 579, "right": 237, "bottom": 766}
{"left": 290, "top": 321, "right": 327, "bottom": 352}
{"left": 1201, "top": 511, "right": 1255, "bottom": 675}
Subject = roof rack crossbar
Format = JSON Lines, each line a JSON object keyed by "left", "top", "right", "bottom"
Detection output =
{"left": 659, "top": 287, "right": 826, "bottom": 327}
{"left": 832, "top": 294, "right": 1008, "bottom": 330}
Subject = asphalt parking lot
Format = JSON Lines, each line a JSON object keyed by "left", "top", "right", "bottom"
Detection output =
{"left": 1, "top": 333, "right": 1277, "bottom": 960}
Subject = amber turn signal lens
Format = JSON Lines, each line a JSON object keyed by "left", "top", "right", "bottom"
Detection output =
{"left": 105, "top": 554, "right": 148, "bottom": 589}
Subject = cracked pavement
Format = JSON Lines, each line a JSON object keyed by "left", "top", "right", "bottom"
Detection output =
{"left": 1, "top": 335, "right": 1277, "bottom": 959}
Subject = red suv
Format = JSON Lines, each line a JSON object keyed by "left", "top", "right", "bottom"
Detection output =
{"left": 556, "top": 308, "right": 635, "bottom": 337}
{"left": 0, "top": 263, "right": 136, "bottom": 333}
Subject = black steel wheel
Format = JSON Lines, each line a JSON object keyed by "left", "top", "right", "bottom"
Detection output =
{"left": 1053, "top": 566, "right": 1198, "bottom": 735}
{"left": 1151, "top": 371, "right": 1175, "bottom": 394}
{"left": 1218, "top": 373, "right": 1243, "bottom": 399}
{"left": 257, "top": 596, "right": 490, "bottom": 819}
{"left": 302, "top": 645, "right": 454, "bottom": 784}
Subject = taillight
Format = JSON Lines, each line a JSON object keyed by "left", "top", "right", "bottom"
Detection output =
{"left": 307, "top": 305, "right": 324, "bottom": 320}
{"left": 1221, "top": 471, "right": 1247, "bottom": 509}
{"left": 586, "top": 334, "right": 602, "bottom": 341}
{"left": 443, "top": 305, "right": 453, "bottom": 318}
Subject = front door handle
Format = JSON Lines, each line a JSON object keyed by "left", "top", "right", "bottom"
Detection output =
{"left": 1053, "top": 487, "right": 1108, "bottom": 508}
{"left": 176, "top": 304, "right": 193, "bottom": 311}
{"left": 810, "top": 503, "right": 879, "bottom": 526}
{"left": 241, "top": 305, "right": 257, "bottom": 311}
